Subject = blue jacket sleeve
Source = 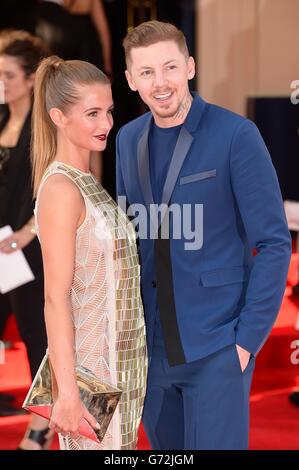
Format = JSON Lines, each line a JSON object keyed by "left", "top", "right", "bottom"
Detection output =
{"left": 230, "top": 120, "right": 291, "bottom": 355}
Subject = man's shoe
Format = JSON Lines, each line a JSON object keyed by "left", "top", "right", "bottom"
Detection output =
{"left": 289, "top": 391, "right": 299, "bottom": 406}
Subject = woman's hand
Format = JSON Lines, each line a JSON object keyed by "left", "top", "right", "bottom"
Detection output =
{"left": 0, "top": 226, "right": 35, "bottom": 254}
{"left": 49, "top": 394, "right": 100, "bottom": 437}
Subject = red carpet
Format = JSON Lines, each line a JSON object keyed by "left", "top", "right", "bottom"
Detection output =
{"left": 1, "top": 278, "right": 299, "bottom": 450}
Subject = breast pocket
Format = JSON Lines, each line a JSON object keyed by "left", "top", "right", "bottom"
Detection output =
{"left": 199, "top": 266, "right": 249, "bottom": 287}
{"left": 180, "top": 169, "right": 217, "bottom": 185}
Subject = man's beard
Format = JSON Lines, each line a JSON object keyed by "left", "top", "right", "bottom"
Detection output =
{"left": 153, "top": 92, "right": 192, "bottom": 122}
{"left": 154, "top": 102, "right": 180, "bottom": 119}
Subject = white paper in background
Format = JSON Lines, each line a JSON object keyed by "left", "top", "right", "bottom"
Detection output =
{"left": 284, "top": 200, "right": 299, "bottom": 231}
{"left": 0, "top": 225, "right": 35, "bottom": 294}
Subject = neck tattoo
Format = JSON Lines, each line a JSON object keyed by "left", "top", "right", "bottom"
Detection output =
{"left": 173, "top": 93, "right": 193, "bottom": 122}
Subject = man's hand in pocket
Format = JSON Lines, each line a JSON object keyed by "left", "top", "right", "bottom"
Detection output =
{"left": 236, "top": 344, "right": 251, "bottom": 372}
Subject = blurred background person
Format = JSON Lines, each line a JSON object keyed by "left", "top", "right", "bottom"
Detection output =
{"left": 36, "top": 0, "right": 112, "bottom": 74}
{"left": 35, "top": 0, "right": 112, "bottom": 183}
{"left": 63, "top": 0, "right": 112, "bottom": 76}
{"left": 0, "top": 29, "right": 52, "bottom": 450}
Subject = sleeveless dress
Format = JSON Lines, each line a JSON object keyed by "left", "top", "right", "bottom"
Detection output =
{"left": 35, "top": 161, "right": 148, "bottom": 450}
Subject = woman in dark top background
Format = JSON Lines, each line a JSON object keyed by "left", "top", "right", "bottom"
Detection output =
{"left": 36, "top": 0, "right": 112, "bottom": 74}
{"left": 0, "top": 29, "right": 52, "bottom": 450}
{"left": 35, "top": 0, "right": 112, "bottom": 183}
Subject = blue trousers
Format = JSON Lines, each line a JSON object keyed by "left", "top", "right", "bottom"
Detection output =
{"left": 142, "top": 343, "right": 255, "bottom": 450}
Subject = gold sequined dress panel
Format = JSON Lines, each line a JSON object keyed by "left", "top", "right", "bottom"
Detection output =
{"left": 35, "top": 162, "right": 147, "bottom": 450}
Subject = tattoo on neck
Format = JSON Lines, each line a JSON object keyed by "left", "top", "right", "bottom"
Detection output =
{"left": 173, "top": 94, "right": 193, "bottom": 122}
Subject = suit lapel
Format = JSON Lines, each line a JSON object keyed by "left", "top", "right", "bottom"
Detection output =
{"left": 136, "top": 94, "right": 207, "bottom": 229}
{"left": 161, "top": 126, "right": 194, "bottom": 207}
{"left": 137, "top": 115, "right": 154, "bottom": 207}
{"left": 161, "top": 94, "right": 207, "bottom": 207}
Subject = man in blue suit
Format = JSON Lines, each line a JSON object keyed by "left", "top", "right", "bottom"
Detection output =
{"left": 116, "top": 20, "right": 291, "bottom": 449}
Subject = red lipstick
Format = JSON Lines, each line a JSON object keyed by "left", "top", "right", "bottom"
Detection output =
{"left": 98, "top": 134, "right": 107, "bottom": 141}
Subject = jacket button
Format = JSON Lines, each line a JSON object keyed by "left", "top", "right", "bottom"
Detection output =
{"left": 152, "top": 280, "right": 157, "bottom": 288}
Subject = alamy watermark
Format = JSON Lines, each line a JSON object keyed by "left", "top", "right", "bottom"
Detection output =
{"left": 290, "top": 80, "right": 299, "bottom": 104}
{"left": 117, "top": 197, "right": 204, "bottom": 251}
{"left": 0, "top": 341, "right": 5, "bottom": 365}
{"left": 290, "top": 339, "right": 299, "bottom": 365}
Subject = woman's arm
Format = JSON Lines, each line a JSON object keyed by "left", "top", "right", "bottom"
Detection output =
{"left": 37, "top": 174, "right": 98, "bottom": 435}
{"left": 90, "top": 0, "right": 112, "bottom": 75}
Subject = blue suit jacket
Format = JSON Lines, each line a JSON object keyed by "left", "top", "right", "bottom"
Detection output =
{"left": 116, "top": 94, "right": 291, "bottom": 363}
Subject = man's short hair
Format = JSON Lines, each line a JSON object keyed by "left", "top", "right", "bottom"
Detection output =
{"left": 123, "top": 20, "right": 189, "bottom": 68}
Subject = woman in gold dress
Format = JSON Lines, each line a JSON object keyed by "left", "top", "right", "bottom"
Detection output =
{"left": 31, "top": 56, "right": 147, "bottom": 450}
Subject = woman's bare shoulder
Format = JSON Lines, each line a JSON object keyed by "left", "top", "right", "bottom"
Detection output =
{"left": 40, "top": 172, "right": 81, "bottom": 198}
{"left": 38, "top": 172, "right": 84, "bottom": 220}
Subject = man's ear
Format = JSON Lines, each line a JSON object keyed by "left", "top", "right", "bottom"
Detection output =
{"left": 187, "top": 56, "right": 196, "bottom": 81}
{"left": 49, "top": 107, "right": 67, "bottom": 128}
{"left": 125, "top": 70, "right": 137, "bottom": 92}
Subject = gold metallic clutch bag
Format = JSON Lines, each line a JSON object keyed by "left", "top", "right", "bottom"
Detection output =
{"left": 22, "top": 353, "right": 122, "bottom": 443}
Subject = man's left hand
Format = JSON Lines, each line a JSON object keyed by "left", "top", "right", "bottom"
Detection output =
{"left": 236, "top": 344, "right": 251, "bottom": 372}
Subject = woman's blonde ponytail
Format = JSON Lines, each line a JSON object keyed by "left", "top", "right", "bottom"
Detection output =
{"left": 31, "top": 56, "right": 63, "bottom": 196}
{"left": 31, "top": 55, "right": 110, "bottom": 196}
